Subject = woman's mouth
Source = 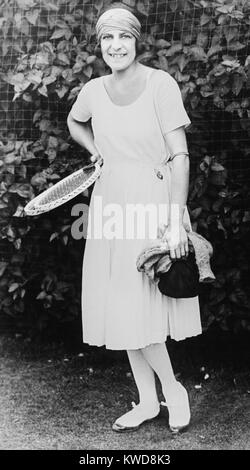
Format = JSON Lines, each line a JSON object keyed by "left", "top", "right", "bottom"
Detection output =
{"left": 108, "top": 54, "right": 127, "bottom": 59}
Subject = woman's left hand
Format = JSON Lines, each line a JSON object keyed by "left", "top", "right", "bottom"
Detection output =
{"left": 162, "top": 223, "right": 189, "bottom": 260}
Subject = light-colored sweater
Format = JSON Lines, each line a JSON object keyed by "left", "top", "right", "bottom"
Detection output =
{"left": 136, "top": 227, "right": 216, "bottom": 284}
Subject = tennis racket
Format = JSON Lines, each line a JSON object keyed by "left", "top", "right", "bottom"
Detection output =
{"left": 24, "top": 156, "right": 103, "bottom": 216}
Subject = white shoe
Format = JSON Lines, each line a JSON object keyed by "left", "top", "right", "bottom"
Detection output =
{"left": 161, "top": 382, "right": 190, "bottom": 433}
{"left": 112, "top": 401, "right": 160, "bottom": 433}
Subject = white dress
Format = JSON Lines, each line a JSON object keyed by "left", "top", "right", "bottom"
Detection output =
{"left": 70, "top": 67, "right": 202, "bottom": 350}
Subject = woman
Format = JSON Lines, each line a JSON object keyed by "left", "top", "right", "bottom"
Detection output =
{"left": 67, "top": 3, "right": 202, "bottom": 433}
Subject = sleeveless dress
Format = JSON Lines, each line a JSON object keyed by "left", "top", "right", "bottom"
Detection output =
{"left": 70, "top": 67, "right": 202, "bottom": 350}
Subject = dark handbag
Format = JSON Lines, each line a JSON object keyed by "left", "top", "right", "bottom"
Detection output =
{"left": 157, "top": 250, "right": 199, "bottom": 298}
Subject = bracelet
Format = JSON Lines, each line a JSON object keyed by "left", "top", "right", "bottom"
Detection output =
{"left": 170, "top": 151, "right": 189, "bottom": 161}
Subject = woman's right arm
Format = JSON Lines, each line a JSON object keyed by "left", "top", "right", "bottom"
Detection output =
{"left": 67, "top": 113, "right": 99, "bottom": 159}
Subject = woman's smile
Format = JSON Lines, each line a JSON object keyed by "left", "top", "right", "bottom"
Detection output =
{"left": 109, "top": 53, "right": 127, "bottom": 58}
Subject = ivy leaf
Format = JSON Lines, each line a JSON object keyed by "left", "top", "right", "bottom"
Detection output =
{"left": 155, "top": 39, "right": 171, "bottom": 48}
{"left": 232, "top": 75, "right": 244, "bottom": 96}
{"left": 216, "top": 5, "right": 234, "bottom": 14}
{"left": 9, "top": 183, "right": 31, "bottom": 198}
{"left": 22, "top": 18, "right": 30, "bottom": 36}
{"left": 27, "top": 70, "right": 43, "bottom": 86}
{"left": 36, "top": 291, "right": 47, "bottom": 300}
{"left": 43, "top": 75, "right": 57, "bottom": 86}
{"left": 38, "top": 85, "right": 48, "bottom": 97}
{"left": 26, "top": 9, "right": 39, "bottom": 26}
{"left": 207, "top": 45, "right": 223, "bottom": 58}
{"left": 30, "top": 173, "right": 47, "bottom": 188}
{"left": 8, "top": 283, "right": 20, "bottom": 293}
{"left": 191, "top": 207, "right": 203, "bottom": 219}
{"left": 50, "top": 28, "right": 71, "bottom": 40}
{"left": 223, "top": 26, "right": 238, "bottom": 44}
{"left": 211, "top": 162, "right": 225, "bottom": 171}
{"left": 2, "top": 41, "right": 10, "bottom": 57}
{"left": 174, "top": 54, "right": 187, "bottom": 72}
{"left": 4, "top": 153, "right": 17, "bottom": 165}
{"left": 137, "top": 1, "right": 149, "bottom": 16}
{"left": 86, "top": 55, "right": 96, "bottom": 65}
{"left": 165, "top": 43, "right": 183, "bottom": 57}
{"left": 243, "top": 211, "right": 250, "bottom": 223}
{"left": 16, "top": 0, "right": 36, "bottom": 7}
{"left": 13, "top": 205, "right": 25, "bottom": 217}
{"left": 55, "top": 86, "right": 68, "bottom": 98}
{"left": 50, "top": 232, "right": 59, "bottom": 242}
{"left": 200, "top": 14, "right": 210, "bottom": 26}
{"left": 0, "top": 199, "right": 8, "bottom": 209}
{"left": 196, "top": 32, "right": 208, "bottom": 49}
{"left": 46, "top": 149, "right": 57, "bottom": 162}
{"left": 0, "top": 262, "right": 8, "bottom": 277}
{"left": 84, "top": 65, "right": 93, "bottom": 78}
{"left": 189, "top": 46, "right": 207, "bottom": 62}
{"left": 221, "top": 59, "right": 240, "bottom": 69}
{"left": 57, "top": 52, "right": 70, "bottom": 65}
{"left": 42, "top": 2, "right": 59, "bottom": 11}
{"left": 38, "top": 119, "right": 51, "bottom": 131}
{"left": 228, "top": 42, "right": 246, "bottom": 52}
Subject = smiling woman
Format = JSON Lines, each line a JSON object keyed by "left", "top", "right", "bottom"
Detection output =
{"left": 67, "top": 2, "right": 202, "bottom": 436}
{"left": 101, "top": 30, "right": 136, "bottom": 72}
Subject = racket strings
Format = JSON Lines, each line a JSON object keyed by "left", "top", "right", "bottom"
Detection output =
{"left": 25, "top": 163, "right": 102, "bottom": 214}
{"left": 41, "top": 169, "right": 91, "bottom": 204}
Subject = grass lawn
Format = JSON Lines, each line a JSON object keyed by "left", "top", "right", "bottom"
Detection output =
{"left": 0, "top": 330, "right": 249, "bottom": 450}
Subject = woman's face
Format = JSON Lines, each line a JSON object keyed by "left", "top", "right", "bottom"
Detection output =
{"left": 100, "top": 29, "right": 136, "bottom": 71}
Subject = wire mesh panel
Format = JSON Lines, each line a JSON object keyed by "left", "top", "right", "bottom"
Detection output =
{"left": 0, "top": 0, "right": 249, "bottom": 180}
{"left": 0, "top": 1, "right": 249, "bottom": 333}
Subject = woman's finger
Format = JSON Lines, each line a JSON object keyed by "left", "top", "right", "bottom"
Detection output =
{"left": 175, "top": 247, "right": 181, "bottom": 259}
{"left": 180, "top": 245, "right": 186, "bottom": 257}
{"left": 90, "top": 153, "right": 98, "bottom": 162}
{"left": 170, "top": 248, "right": 176, "bottom": 260}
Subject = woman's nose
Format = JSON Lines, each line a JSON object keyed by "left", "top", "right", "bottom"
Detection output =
{"left": 111, "top": 37, "right": 122, "bottom": 50}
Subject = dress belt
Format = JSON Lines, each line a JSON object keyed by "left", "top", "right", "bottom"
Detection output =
{"left": 101, "top": 158, "right": 172, "bottom": 180}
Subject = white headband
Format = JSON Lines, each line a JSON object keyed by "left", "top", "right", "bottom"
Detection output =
{"left": 96, "top": 8, "right": 141, "bottom": 42}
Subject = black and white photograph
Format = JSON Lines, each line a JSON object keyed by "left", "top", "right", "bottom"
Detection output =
{"left": 0, "top": 0, "right": 249, "bottom": 457}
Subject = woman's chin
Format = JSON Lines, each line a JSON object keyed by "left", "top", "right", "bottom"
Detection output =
{"left": 104, "top": 58, "right": 135, "bottom": 72}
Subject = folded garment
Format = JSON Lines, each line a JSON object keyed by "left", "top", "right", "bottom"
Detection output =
{"left": 136, "top": 227, "right": 216, "bottom": 284}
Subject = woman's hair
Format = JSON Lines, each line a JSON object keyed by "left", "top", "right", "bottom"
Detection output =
{"left": 96, "top": 1, "right": 142, "bottom": 56}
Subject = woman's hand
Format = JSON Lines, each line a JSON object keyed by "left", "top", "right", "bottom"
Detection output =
{"left": 162, "top": 223, "right": 189, "bottom": 260}
{"left": 90, "top": 152, "right": 104, "bottom": 167}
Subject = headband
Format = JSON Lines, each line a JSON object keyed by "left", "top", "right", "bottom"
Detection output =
{"left": 96, "top": 8, "right": 141, "bottom": 42}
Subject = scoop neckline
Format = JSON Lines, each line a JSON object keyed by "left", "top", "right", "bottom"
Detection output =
{"left": 102, "top": 68, "right": 154, "bottom": 108}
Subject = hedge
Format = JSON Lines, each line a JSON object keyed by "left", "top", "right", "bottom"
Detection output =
{"left": 0, "top": 0, "right": 250, "bottom": 335}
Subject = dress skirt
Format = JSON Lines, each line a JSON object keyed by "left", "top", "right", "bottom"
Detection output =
{"left": 81, "top": 159, "right": 202, "bottom": 350}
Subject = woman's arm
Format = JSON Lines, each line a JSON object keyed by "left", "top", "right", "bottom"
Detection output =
{"left": 163, "top": 126, "right": 190, "bottom": 259}
{"left": 67, "top": 113, "right": 99, "bottom": 158}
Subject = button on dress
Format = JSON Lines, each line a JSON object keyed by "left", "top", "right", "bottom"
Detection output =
{"left": 70, "top": 67, "right": 202, "bottom": 350}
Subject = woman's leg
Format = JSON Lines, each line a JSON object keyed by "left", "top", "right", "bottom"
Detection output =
{"left": 141, "top": 342, "right": 190, "bottom": 431}
{"left": 141, "top": 342, "right": 177, "bottom": 400}
{"left": 127, "top": 349, "right": 159, "bottom": 407}
{"left": 112, "top": 349, "right": 159, "bottom": 430}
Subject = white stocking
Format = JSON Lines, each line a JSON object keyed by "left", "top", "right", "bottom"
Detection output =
{"left": 127, "top": 349, "right": 159, "bottom": 407}
{"left": 141, "top": 342, "right": 177, "bottom": 402}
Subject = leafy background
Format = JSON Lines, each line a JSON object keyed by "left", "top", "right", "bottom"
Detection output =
{"left": 0, "top": 0, "right": 250, "bottom": 340}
